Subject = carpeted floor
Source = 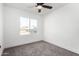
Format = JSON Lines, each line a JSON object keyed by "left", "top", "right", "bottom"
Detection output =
{"left": 2, "top": 41, "right": 79, "bottom": 56}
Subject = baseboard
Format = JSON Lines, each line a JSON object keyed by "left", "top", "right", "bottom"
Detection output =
{"left": 44, "top": 40, "right": 79, "bottom": 54}
{"left": 4, "top": 40, "right": 43, "bottom": 49}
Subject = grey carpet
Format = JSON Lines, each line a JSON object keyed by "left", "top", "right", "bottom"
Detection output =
{"left": 2, "top": 41, "right": 79, "bottom": 56}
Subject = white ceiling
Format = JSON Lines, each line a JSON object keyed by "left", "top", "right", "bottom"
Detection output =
{"left": 4, "top": 3, "right": 68, "bottom": 15}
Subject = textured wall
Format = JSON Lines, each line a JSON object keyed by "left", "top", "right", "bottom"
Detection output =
{"left": 4, "top": 6, "right": 43, "bottom": 48}
{"left": 0, "top": 3, "right": 3, "bottom": 55}
{"left": 44, "top": 4, "right": 79, "bottom": 54}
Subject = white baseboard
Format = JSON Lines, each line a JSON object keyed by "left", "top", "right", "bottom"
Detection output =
{"left": 44, "top": 40, "right": 79, "bottom": 54}
{"left": 5, "top": 40, "right": 43, "bottom": 49}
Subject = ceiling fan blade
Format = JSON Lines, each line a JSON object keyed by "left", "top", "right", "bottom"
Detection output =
{"left": 42, "top": 5, "right": 52, "bottom": 9}
{"left": 37, "top": 3, "right": 44, "bottom": 5}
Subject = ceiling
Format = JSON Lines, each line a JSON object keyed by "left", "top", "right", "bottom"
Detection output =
{"left": 4, "top": 3, "right": 68, "bottom": 15}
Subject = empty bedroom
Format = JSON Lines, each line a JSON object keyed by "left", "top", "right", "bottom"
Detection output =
{"left": 0, "top": 3, "right": 79, "bottom": 56}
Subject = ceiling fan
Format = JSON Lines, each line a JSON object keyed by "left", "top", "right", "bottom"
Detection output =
{"left": 35, "top": 3, "right": 53, "bottom": 13}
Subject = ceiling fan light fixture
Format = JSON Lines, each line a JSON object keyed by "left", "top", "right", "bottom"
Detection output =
{"left": 37, "top": 5, "right": 42, "bottom": 9}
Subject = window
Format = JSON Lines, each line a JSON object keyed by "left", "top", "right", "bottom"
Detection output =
{"left": 20, "top": 16, "right": 37, "bottom": 35}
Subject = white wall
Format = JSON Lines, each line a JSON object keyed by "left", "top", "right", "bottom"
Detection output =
{"left": 4, "top": 6, "right": 43, "bottom": 48}
{"left": 0, "top": 3, "right": 3, "bottom": 55}
{"left": 44, "top": 4, "right": 79, "bottom": 54}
